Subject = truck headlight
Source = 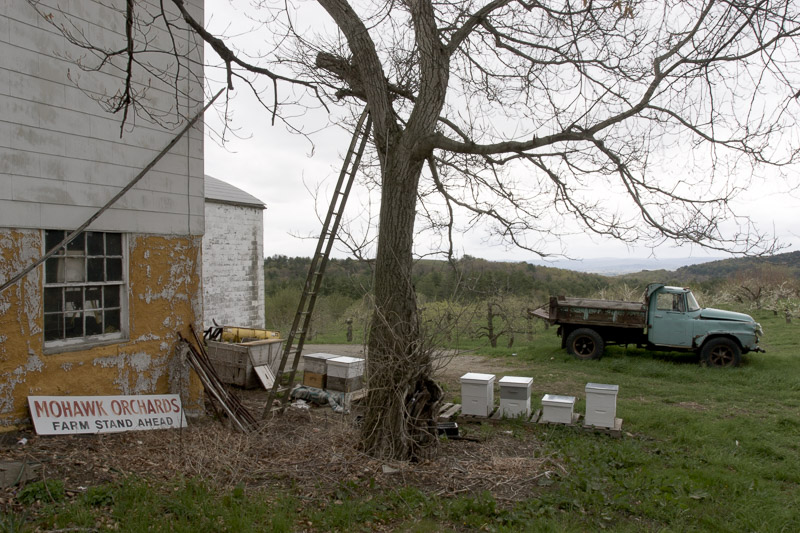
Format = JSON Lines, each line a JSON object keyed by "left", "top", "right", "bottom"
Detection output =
{"left": 755, "top": 322, "right": 763, "bottom": 337}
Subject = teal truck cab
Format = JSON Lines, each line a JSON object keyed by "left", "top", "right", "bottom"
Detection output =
{"left": 531, "top": 283, "right": 764, "bottom": 367}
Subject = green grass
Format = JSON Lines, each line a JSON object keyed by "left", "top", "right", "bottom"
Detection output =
{"left": 9, "top": 308, "right": 800, "bottom": 531}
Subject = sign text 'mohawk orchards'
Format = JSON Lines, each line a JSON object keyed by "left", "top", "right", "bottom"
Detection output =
{"left": 28, "top": 394, "right": 187, "bottom": 435}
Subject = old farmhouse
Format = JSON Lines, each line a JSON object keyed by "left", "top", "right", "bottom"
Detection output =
{"left": 0, "top": 0, "right": 206, "bottom": 428}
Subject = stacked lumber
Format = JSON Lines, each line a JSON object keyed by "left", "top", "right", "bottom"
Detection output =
{"left": 179, "top": 325, "right": 258, "bottom": 433}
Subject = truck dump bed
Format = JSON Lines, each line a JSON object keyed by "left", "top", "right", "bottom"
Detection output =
{"left": 532, "top": 296, "right": 646, "bottom": 328}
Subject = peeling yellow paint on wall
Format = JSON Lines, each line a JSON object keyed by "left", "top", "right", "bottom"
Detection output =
{"left": 0, "top": 229, "right": 204, "bottom": 429}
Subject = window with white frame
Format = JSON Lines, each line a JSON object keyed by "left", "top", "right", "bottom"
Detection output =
{"left": 43, "top": 230, "right": 126, "bottom": 345}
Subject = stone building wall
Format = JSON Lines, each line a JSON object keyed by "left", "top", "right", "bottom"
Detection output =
{"left": 202, "top": 202, "right": 265, "bottom": 330}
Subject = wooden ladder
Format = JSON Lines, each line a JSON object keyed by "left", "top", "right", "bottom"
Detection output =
{"left": 262, "top": 109, "right": 372, "bottom": 417}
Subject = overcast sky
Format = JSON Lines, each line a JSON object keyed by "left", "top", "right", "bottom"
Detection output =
{"left": 202, "top": 7, "right": 800, "bottom": 265}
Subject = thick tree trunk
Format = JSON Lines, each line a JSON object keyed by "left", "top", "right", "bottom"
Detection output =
{"left": 360, "top": 143, "right": 443, "bottom": 461}
{"left": 317, "top": 0, "right": 450, "bottom": 461}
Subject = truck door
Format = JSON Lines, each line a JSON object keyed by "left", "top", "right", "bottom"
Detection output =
{"left": 648, "top": 291, "right": 692, "bottom": 347}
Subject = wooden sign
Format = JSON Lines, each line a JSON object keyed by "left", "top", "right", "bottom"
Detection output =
{"left": 28, "top": 394, "right": 187, "bottom": 435}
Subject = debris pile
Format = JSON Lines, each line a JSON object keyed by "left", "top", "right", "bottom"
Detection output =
{"left": 179, "top": 326, "right": 258, "bottom": 432}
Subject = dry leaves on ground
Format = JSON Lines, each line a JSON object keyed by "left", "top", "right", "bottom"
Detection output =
{"left": 1, "top": 403, "right": 564, "bottom": 509}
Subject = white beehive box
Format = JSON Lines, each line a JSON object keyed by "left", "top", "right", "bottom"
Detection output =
{"left": 301, "top": 353, "right": 339, "bottom": 389}
{"left": 584, "top": 383, "right": 619, "bottom": 428}
{"left": 499, "top": 376, "right": 533, "bottom": 418}
{"left": 460, "top": 373, "right": 495, "bottom": 417}
{"left": 327, "top": 356, "right": 365, "bottom": 378}
{"left": 303, "top": 353, "right": 339, "bottom": 374}
{"left": 541, "top": 394, "right": 576, "bottom": 424}
{"left": 326, "top": 356, "right": 365, "bottom": 393}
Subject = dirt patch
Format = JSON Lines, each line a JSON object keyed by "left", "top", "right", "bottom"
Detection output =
{"left": 677, "top": 401, "right": 709, "bottom": 411}
{"left": 1, "top": 348, "right": 558, "bottom": 512}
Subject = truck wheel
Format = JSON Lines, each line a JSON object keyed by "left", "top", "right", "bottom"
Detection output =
{"left": 701, "top": 338, "right": 741, "bottom": 367}
{"left": 566, "top": 328, "right": 604, "bottom": 360}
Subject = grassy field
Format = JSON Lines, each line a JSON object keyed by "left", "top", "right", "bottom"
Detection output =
{"left": 4, "top": 308, "right": 799, "bottom": 532}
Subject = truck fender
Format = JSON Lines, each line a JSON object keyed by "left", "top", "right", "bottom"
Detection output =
{"left": 696, "top": 333, "right": 743, "bottom": 351}
{"left": 693, "top": 332, "right": 708, "bottom": 349}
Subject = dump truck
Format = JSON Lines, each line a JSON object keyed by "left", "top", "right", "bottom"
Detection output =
{"left": 531, "top": 283, "right": 763, "bottom": 367}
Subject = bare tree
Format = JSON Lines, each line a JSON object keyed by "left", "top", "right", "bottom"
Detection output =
{"left": 34, "top": 0, "right": 800, "bottom": 460}
{"left": 478, "top": 301, "right": 508, "bottom": 348}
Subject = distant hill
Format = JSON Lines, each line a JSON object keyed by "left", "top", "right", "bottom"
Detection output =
{"left": 264, "top": 251, "right": 800, "bottom": 303}
{"left": 528, "top": 256, "right": 724, "bottom": 275}
{"left": 672, "top": 250, "right": 800, "bottom": 281}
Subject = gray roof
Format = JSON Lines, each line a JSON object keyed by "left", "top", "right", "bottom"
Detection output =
{"left": 204, "top": 174, "right": 266, "bottom": 209}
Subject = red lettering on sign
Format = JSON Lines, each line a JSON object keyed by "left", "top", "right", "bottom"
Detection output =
{"left": 33, "top": 400, "right": 49, "bottom": 418}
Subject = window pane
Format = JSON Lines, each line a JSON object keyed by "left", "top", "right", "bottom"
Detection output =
{"left": 106, "top": 233, "right": 122, "bottom": 256}
{"left": 44, "top": 313, "right": 63, "bottom": 341}
{"left": 104, "top": 309, "right": 120, "bottom": 333}
{"left": 87, "top": 258, "right": 104, "bottom": 282}
{"left": 67, "top": 233, "right": 85, "bottom": 252}
{"left": 104, "top": 285, "right": 120, "bottom": 308}
{"left": 85, "top": 287, "right": 102, "bottom": 310}
{"left": 87, "top": 232, "right": 104, "bottom": 255}
{"left": 65, "top": 257, "right": 84, "bottom": 282}
{"left": 45, "top": 257, "right": 64, "bottom": 283}
{"left": 45, "top": 230, "right": 65, "bottom": 254}
{"left": 65, "top": 288, "right": 83, "bottom": 311}
{"left": 43, "top": 231, "right": 125, "bottom": 345}
{"left": 64, "top": 312, "right": 84, "bottom": 338}
{"left": 85, "top": 312, "right": 103, "bottom": 336}
{"left": 44, "top": 287, "right": 62, "bottom": 313}
{"left": 106, "top": 258, "right": 122, "bottom": 281}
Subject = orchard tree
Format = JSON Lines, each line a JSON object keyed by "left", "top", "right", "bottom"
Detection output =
{"left": 34, "top": 0, "right": 800, "bottom": 460}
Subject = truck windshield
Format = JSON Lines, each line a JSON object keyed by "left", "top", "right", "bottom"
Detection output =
{"left": 686, "top": 291, "right": 700, "bottom": 312}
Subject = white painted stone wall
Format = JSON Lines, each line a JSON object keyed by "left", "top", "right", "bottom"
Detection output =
{"left": 0, "top": 0, "right": 204, "bottom": 236}
{"left": 202, "top": 202, "right": 265, "bottom": 329}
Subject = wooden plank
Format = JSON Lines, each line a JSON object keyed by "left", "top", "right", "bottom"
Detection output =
{"left": 582, "top": 418, "right": 624, "bottom": 438}
{"left": 253, "top": 365, "right": 275, "bottom": 390}
{"left": 557, "top": 298, "right": 644, "bottom": 311}
{"left": 438, "top": 403, "right": 461, "bottom": 421}
{"left": 0, "top": 461, "right": 41, "bottom": 488}
{"left": 529, "top": 306, "right": 550, "bottom": 320}
{"left": 458, "top": 407, "right": 497, "bottom": 422}
{"left": 537, "top": 412, "right": 582, "bottom": 426}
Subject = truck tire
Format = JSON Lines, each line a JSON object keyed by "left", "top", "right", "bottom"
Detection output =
{"left": 701, "top": 338, "right": 741, "bottom": 367}
{"left": 566, "top": 328, "right": 604, "bottom": 360}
